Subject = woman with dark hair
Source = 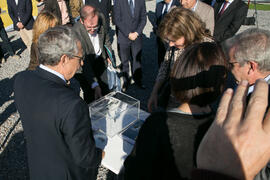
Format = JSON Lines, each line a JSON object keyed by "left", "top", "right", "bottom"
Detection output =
{"left": 148, "top": 7, "right": 213, "bottom": 112}
{"left": 124, "top": 42, "right": 228, "bottom": 180}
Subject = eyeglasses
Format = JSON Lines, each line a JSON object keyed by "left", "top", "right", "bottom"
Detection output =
{"left": 228, "top": 61, "right": 239, "bottom": 69}
{"left": 71, "top": 54, "right": 84, "bottom": 63}
{"left": 87, "top": 25, "right": 100, "bottom": 31}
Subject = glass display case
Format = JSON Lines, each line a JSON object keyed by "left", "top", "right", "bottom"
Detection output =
{"left": 89, "top": 91, "right": 140, "bottom": 138}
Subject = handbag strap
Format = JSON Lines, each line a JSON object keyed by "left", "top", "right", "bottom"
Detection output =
{"left": 166, "top": 47, "right": 175, "bottom": 79}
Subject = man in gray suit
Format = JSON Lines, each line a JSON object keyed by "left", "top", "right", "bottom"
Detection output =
{"left": 181, "top": 0, "right": 214, "bottom": 35}
{"left": 73, "top": 5, "right": 112, "bottom": 104}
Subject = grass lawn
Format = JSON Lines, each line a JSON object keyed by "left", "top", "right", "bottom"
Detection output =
{"left": 248, "top": 3, "right": 270, "bottom": 10}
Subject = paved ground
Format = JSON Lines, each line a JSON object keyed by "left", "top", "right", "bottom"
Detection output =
{"left": 0, "top": 1, "right": 269, "bottom": 179}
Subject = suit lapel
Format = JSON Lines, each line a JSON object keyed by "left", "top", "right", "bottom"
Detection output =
{"left": 126, "top": 0, "right": 133, "bottom": 18}
{"left": 134, "top": 0, "right": 138, "bottom": 17}
{"left": 214, "top": 2, "right": 223, "bottom": 19}
{"left": 97, "top": 26, "right": 104, "bottom": 52}
{"left": 79, "top": 23, "right": 95, "bottom": 55}
{"left": 172, "top": 0, "right": 179, "bottom": 7}
{"left": 195, "top": 1, "right": 202, "bottom": 15}
{"left": 216, "top": 0, "right": 238, "bottom": 22}
{"left": 220, "top": 0, "right": 237, "bottom": 18}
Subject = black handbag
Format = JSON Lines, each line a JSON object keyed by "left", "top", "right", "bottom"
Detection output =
{"left": 157, "top": 47, "right": 175, "bottom": 108}
{"left": 242, "top": 0, "right": 257, "bottom": 26}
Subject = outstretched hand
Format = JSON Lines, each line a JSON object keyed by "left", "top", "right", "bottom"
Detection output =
{"left": 197, "top": 79, "right": 270, "bottom": 180}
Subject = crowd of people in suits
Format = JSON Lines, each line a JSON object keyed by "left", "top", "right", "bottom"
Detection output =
{"left": 3, "top": 0, "right": 270, "bottom": 179}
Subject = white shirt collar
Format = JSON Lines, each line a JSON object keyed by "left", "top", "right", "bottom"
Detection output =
{"left": 219, "top": 0, "right": 234, "bottom": 12}
{"left": 88, "top": 33, "right": 102, "bottom": 56}
{"left": 192, "top": 0, "right": 198, "bottom": 11}
{"left": 39, "top": 64, "right": 66, "bottom": 82}
{"left": 248, "top": 74, "right": 270, "bottom": 95}
{"left": 162, "top": 0, "right": 174, "bottom": 14}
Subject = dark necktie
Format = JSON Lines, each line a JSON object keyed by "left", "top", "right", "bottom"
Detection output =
{"left": 163, "top": 3, "right": 168, "bottom": 15}
{"left": 218, "top": 1, "right": 228, "bottom": 18}
{"left": 129, "top": 0, "right": 134, "bottom": 17}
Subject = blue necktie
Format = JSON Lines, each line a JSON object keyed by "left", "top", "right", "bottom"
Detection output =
{"left": 129, "top": 0, "right": 134, "bottom": 17}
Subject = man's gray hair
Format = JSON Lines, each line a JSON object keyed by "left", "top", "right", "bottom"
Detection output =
{"left": 231, "top": 28, "right": 270, "bottom": 71}
{"left": 38, "top": 25, "right": 79, "bottom": 66}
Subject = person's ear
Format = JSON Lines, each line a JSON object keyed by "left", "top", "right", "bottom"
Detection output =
{"left": 248, "top": 61, "right": 258, "bottom": 74}
{"left": 80, "top": 18, "right": 84, "bottom": 24}
{"left": 60, "top": 54, "right": 69, "bottom": 67}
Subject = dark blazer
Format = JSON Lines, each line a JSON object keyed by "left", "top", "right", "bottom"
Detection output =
{"left": 154, "top": 0, "right": 180, "bottom": 31}
{"left": 44, "top": 0, "right": 73, "bottom": 25}
{"left": 113, "top": 0, "right": 147, "bottom": 45}
{"left": 73, "top": 13, "right": 112, "bottom": 85}
{"left": 213, "top": 0, "right": 248, "bottom": 42}
{"left": 14, "top": 67, "right": 102, "bottom": 180}
{"left": 7, "top": 0, "right": 34, "bottom": 30}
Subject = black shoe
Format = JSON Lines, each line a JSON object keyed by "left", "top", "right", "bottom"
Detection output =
{"left": 122, "top": 74, "right": 131, "bottom": 91}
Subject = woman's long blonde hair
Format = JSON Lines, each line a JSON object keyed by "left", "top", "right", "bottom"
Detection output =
{"left": 32, "top": 11, "right": 59, "bottom": 44}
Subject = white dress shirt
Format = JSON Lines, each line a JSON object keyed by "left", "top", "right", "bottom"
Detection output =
{"left": 88, "top": 33, "right": 102, "bottom": 57}
{"left": 248, "top": 75, "right": 270, "bottom": 95}
{"left": 88, "top": 33, "right": 101, "bottom": 89}
{"left": 191, "top": 0, "right": 199, "bottom": 11}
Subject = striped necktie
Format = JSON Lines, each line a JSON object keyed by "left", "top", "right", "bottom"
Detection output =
{"left": 218, "top": 1, "right": 229, "bottom": 18}
{"left": 129, "top": 0, "right": 134, "bottom": 17}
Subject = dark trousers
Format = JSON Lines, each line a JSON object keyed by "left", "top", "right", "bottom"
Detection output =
{"left": 0, "top": 46, "right": 3, "bottom": 59}
{"left": 0, "top": 27, "right": 15, "bottom": 57}
{"left": 157, "top": 36, "right": 166, "bottom": 67}
{"left": 74, "top": 73, "right": 110, "bottom": 104}
{"left": 118, "top": 39, "right": 142, "bottom": 84}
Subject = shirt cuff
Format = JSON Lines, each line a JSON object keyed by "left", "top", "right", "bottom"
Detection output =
{"left": 91, "top": 82, "right": 99, "bottom": 89}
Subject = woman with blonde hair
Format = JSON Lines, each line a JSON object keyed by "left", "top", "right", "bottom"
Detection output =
{"left": 147, "top": 7, "right": 213, "bottom": 112}
{"left": 28, "top": 11, "right": 59, "bottom": 70}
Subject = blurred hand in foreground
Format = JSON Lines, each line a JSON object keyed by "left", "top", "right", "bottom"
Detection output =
{"left": 197, "top": 79, "right": 270, "bottom": 180}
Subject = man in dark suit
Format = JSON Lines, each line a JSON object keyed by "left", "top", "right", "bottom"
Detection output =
{"left": 213, "top": 0, "right": 248, "bottom": 43}
{"left": 7, "top": 0, "right": 34, "bottom": 51}
{"left": 114, "top": 0, "right": 147, "bottom": 89}
{"left": 14, "top": 26, "right": 103, "bottom": 180}
{"left": 85, "top": 0, "right": 112, "bottom": 28}
{"left": 0, "top": 19, "right": 19, "bottom": 62}
{"left": 73, "top": 5, "right": 112, "bottom": 104}
{"left": 155, "top": 0, "right": 180, "bottom": 67}
{"left": 0, "top": 7, "right": 20, "bottom": 61}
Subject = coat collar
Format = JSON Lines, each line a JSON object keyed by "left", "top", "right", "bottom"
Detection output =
{"left": 36, "top": 66, "right": 68, "bottom": 87}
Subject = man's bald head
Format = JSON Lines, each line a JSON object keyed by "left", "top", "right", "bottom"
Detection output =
{"left": 80, "top": 5, "right": 100, "bottom": 34}
{"left": 80, "top": 5, "right": 99, "bottom": 21}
